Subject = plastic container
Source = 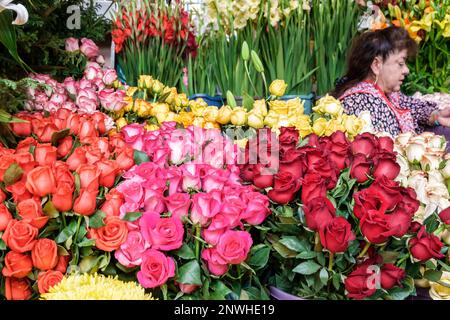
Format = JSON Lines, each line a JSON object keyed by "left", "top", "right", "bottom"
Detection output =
{"left": 279, "top": 93, "right": 315, "bottom": 115}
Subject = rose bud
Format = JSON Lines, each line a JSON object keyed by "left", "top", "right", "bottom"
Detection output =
{"left": 0, "top": 203, "right": 13, "bottom": 231}
{"left": 344, "top": 264, "right": 377, "bottom": 300}
{"left": 303, "top": 197, "right": 336, "bottom": 231}
{"left": 409, "top": 221, "right": 423, "bottom": 234}
{"left": 31, "top": 238, "right": 58, "bottom": 270}
{"left": 17, "top": 198, "right": 49, "bottom": 230}
{"left": 66, "top": 148, "right": 87, "bottom": 171}
{"left": 54, "top": 255, "right": 70, "bottom": 274}
{"left": 57, "top": 136, "right": 73, "bottom": 158}
{"left": 179, "top": 283, "right": 200, "bottom": 294}
{"left": 37, "top": 270, "right": 64, "bottom": 294}
{"left": 380, "top": 264, "right": 406, "bottom": 290}
{"left": 97, "top": 160, "right": 118, "bottom": 188}
{"left": 350, "top": 154, "right": 372, "bottom": 183}
{"left": 73, "top": 187, "right": 99, "bottom": 216}
{"left": 267, "top": 171, "right": 301, "bottom": 204}
{"left": 2, "top": 220, "right": 38, "bottom": 253}
{"left": 4, "top": 277, "right": 32, "bottom": 300}
{"left": 11, "top": 119, "right": 32, "bottom": 137}
{"left": 359, "top": 209, "right": 395, "bottom": 244}
{"left": 35, "top": 123, "right": 59, "bottom": 143}
{"left": 439, "top": 207, "right": 450, "bottom": 225}
{"left": 386, "top": 209, "right": 412, "bottom": 238}
{"left": 409, "top": 227, "right": 445, "bottom": 262}
{"left": 76, "top": 164, "right": 100, "bottom": 191}
{"left": 52, "top": 182, "right": 74, "bottom": 212}
{"left": 350, "top": 133, "right": 379, "bottom": 158}
{"left": 34, "top": 144, "right": 58, "bottom": 167}
{"left": 25, "top": 166, "right": 57, "bottom": 197}
{"left": 319, "top": 217, "right": 355, "bottom": 253}
{"left": 378, "top": 136, "right": 394, "bottom": 153}
{"left": 2, "top": 251, "right": 33, "bottom": 278}
{"left": 301, "top": 173, "right": 327, "bottom": 204}
{"left": 6, "top": 180, "right": 33, "bottom": 203}
{"left": 115, "top": 146, "right": 135, "bottom": 171}
{"left": 372, "top": 156, "right": 400, "bottom": 180}
{"left": 100, "top": 188, "right": 124, "bottom": 217}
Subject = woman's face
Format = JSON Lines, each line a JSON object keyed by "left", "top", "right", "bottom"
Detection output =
{"left": 373, "top": 49, "right": 410, "bottom": 93}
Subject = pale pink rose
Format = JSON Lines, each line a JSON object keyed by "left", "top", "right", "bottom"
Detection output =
{"left": 143, "top": 193, "right": 166, "bottom": 214}
{"left": 180, "top": 163, "right": 202, "bottom": 191}
{"left": 44, "top": 101, "right": 59, "bottom": 113}
{"left": 216, "top": 230, "right": 252, "bottom": 264}
{"left": 201, "top": 248, "right": 228, "bottom": 276}
{"left": 114, "top": 231, "right": 148, "bottom": 267}
{"left": 137, "top": 249, "right": 175, "bottom": 288}
{"left": 201, "top": 166, "right": 229, "bottom": 193}
{"left": 190, "top": 191, "right": 221, "bottom": 226}
{"left": 116, "top": 180, "right": 145, "bottom": 206}
{"left": 65, "top": 37, "right": 79, "bottom": 52}
{"left": 76, "top": 88, "right": 97, "bottom": 104}
{"left": 160, "top": 167, "right": 182, "bottom": 195}
{"left": 226, "top": 165, "right": 241, "bottom": 185}
{"left": 34, "top": 92, "right": 49, "bottom": 110}
{"left": 240, "top": 192, "right": 271, "bottom": 225}
{"left": 80, "top": 38, "right": 100, "bottom": 59}
{"left": 84, "top": 62, "right": 103, "bottom": 81}
{"left": 102, "top": 69, "right": 117, "bottom": 85}
{"left": 167, "top": 129, "right": 191, "bottom": 164}
{"left": 119, "top": 201, "right": 140, "bottom": 219}
{"left": 122, "top": 124, "right": 144, "bottom": 151}
{"left": 54, "top": 84, "right": 66, "bottom": 95}
{"left": 164, "top": 193, "right": 191, "bottom": 219}
{"left": 139, "top": 212, "right": 184, "bottom": 251}
{"left": 202, "top": 141, "right": 226, "bottom": 168}
{"left": 78, "top": 79, "right": 93, "bottom": 90}
{"left": 152, "top": 146, "right": 170, "bottom": 167}
{"left": 63, "top": 77, "right": 78, "bottom": 96}
{"left": 160, "top": 121, "right": 178, "bottom": 131}
{"left": 50, "top": 93, "right": 67, "bottom": 105}
{"left": 182, "top": 67, "right": 188, "bottom": 87}
{"left": 96, "top": 55, "right": 105, "bottom": 65}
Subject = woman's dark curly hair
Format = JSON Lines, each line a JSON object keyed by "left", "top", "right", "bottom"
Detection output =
{"left": 331, "top": 26, "right": 417, "bottom": 98}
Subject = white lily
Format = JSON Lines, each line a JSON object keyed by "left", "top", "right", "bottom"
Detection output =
{"left": 0, "top": 0, "right": 28, "bottom": 25}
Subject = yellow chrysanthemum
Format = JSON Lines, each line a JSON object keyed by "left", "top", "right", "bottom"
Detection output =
{"left": 40, "top": 273, "right": 154, "bottom": 300}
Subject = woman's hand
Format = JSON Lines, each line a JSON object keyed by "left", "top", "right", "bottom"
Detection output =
{"left": 430, "top": 108, "right": 450, "bottom": 127}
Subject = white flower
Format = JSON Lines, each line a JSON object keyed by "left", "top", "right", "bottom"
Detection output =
{"left": 420, "top": 153, "right": 442, "bottom": 172}
{"left": 395, "top": 132, "right": 414, "bottom": 148}
{"left": 0, "top": 0, "right": 28, "bottom": 25}
{"left": 406, "top": 142, "right": 426, "bottom": 163}
{"left": 407, "top": 171, "right": 429, "bottom": 204}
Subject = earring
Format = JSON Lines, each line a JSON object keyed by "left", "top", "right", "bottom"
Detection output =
{"left": 374, "top": 74, "right": 379, "bottom": 85}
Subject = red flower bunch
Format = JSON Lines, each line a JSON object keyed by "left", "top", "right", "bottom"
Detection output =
{"left": 0, "top": 109, "right": 134, "bottom": 299}
{"left": 112, "top": 2, "right": 197, "bottom": 56}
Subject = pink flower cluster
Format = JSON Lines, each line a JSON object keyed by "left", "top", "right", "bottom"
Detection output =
{"left": 113, "top": 125, "right": 271, "bottom": 288}
{"left": 121, "top": 122, "right": 238, "bottom": 168}
{"left": 65, "top": 37, "right": 103, "bottom": 64}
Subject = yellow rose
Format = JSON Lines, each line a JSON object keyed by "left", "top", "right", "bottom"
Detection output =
{"left": 264, "top": 111, "right": 280, "bottom": 128}
{"left": 324, "top": 119, "right": 345, "bottom": 136}
{"left": 133, "top": 99, "right": 146, "bottom": 113}
{"left": 204, "top": 121, "right": 221, "bottom": 129}
{"left": 234, "top": 138, "right": 248, "bottom": 149}
{"left": 136, "top": 100, "right": 153, "bottom": 118}
{"left": 269, "top": 100, "right": 289, "bottom": 115}
{"left": 155, "top": 112, "right": 169, "bottom": 124}
{"left": 123, "top": 96, "right": 134, "bottom": 112}
{"left": 313, "top": 94, "right": 343, "bottom": 117}
{"left": 178, "top": 112, "right": 195, "bottom": 127}
{"left": 342, "top": 115, "right": 364, "bottom": 137}
{"left": 164, "top": 87, "right": 178, "bottom": 105}
{"left": 193, "top": 117, "right": 206, "bottom": 128}
{"left": 312, "top": 118, "right": 328, "bottom": 136}
{"left": 216, "top": 105, "right": 232, "bottom": 124}
{"left": 164, "top": 112, "right": 179, "bottom": 123}
{"left": 293, "top": 117, "right": 312, "bottom": 138}
{"left": 253, "top": 99, "right": 268, "bottom": 116}
{"left": 203, "top": 106, "right": 219, "bottom": 122}
{"left": 175, "top": 94, "right": 190, "bottom": 109}
{"left": 286, "top": 97, "right": 304, "bottom": 116}
{"left": 429, "top": 271, "right": 450, "bottom": 300}
{"left": 144, "top": 124, "right": 160, "bottom": 131}
{"left": 116, "top": 117, "right": 128, "bottom": 130}
{"left": 230, "top": 107, "right": 247, "bottom": 126}
{"left": 138, "top": 75, "right": 153, "bottom": 89}
{"left": 126, "top": 86, "right": 138, "bottom": 97}
{"left": 152, "top": 80, "right": 164, "bottom": 95}
{"left": 247, "top": 112, "right": 265, "bottom": 129}
{"left": 114, "top": 108, "right": 125, "bottom": 119}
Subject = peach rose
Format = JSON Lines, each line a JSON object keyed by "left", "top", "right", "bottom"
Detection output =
{"left": 2, "top": 220, "right": 38, "bottom": 253}
{"left": 34, "top": 144, "right": 58, "bottom": 167}
{"left": 4, "top": 277, "right": 32, "bottom": 300}
{"left": 2, "top": 251, "right": 33, "bottom": 278}
{"left": 37, "top": 270, "right": 64, "bottom": 294}
{"left": 31, "top": 238, "right": 58, "bottom": 270}
{"left": 25, "top": 166, "right": 57, "bottom": 197}
{"left": 88, "top": 216, "right": 128, "bottom": 252}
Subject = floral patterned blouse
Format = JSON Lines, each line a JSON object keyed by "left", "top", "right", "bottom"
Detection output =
{"left": 339, "top": 81, "right": 438, "bottom": 136}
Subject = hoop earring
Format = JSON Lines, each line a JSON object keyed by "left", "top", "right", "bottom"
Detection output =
{"left": 374, "top": 74, "right": 379, "bottom": 85}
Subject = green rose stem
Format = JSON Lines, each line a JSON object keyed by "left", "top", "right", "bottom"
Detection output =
{"left": 358, "top": 242, "right": 371, "bottom": 258}
{"left": 314, "top": 232, "right": 322, "bottom": 252}
{"left": 195, "top": 224, "right": 201, "bottom": 260}
{"left": 328, "top": 253, "right": 334, "bottom": 271}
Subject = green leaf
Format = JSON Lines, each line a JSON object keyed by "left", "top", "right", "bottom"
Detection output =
{"left": 133, "top": 150, "right": 150, "bottom": 165}
{"left": 43, "top": 200, "right": 60, "bottom": 219}
{"left": 380, "top": 251, "right": 400, "bottom": 264}
{"left": 176, "top": 260, "right": 202, "bottom": 286}
{"left": 279, "top": 236, "right": 308, "bottom": 252}
{"left": 55, "top": 220, "right": 78, "bottom": 243}
{"left": 51, "top": 128, "right": 70, "bottom": 146}
{"left": 88, "top": 210, "right": 106, "bottom": 228}
{"left": 272, "top": 241, "right": 297, "bottom": 258}
{"left": 77, "top": 238, "right": 96, "bottom": 247}
{"left": 57, "top": 245, "right": 69, "bottom": 256}
{"left": 0, "top": 238, "right": 6, "bottom": 250}
{"left": 174, "top": 244, "right": 196, "bottom": 260}
{"left": 210, "top": 281, "right": 233, "bottom": 300}
{"left": 246, "top": 244, "right": 270, "bottom": 268}
{"left": 296, "top": 251, "right": 317, "bottom": 259}
{"left": 3, "top": 163, "right": 23, "bottom": 186}
{"left": 424, "top": 269, "right": 443, "bottom": 282}
{"left": 319, "top": 268, "right": 329, "bottom": 285}
{"left": 122, "top": 211, "right": 143, "bottom": 222}
{"left": 79, "top": 255, "right": 99, "bottom": 273}
{"left": 293, "top": 261, "right": 322, "bottom": 275}
{"left": 332, "top": 273, "right": 341, "bottom": 290}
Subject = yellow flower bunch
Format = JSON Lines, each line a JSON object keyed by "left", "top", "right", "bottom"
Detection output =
{"left": 40, "top": 273, "right": 154, "bottom": 300}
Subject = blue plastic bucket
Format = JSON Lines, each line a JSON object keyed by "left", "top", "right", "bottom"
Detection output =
{"left": 279, "top": 93, "right": 315, "bottom": 115}
{"left": 189, "top": 94, "right": 224, "bottom": 107}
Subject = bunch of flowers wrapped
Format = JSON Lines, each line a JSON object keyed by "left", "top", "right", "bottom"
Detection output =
{"left": 240, "top": 128, "right": 449, "bottom": 299}
{"left": 0, "top": 109, "right": 135, "bottom": 300}
{"left": 110, "top": 122, "right": 271, "bottom": 299}
{"left": 394, "top": 131, "right": 450, "bottom": 220}
{"left": 113, "top": 76, "right": 222, "bottom": 131}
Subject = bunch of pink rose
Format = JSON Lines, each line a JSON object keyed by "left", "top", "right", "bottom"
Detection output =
{"left": 113, "top": 161, "right": 271, "bottom": 291}
{"left": 65, "top": 37, "right": 104, "bottom": 64}
{"left": 0, "top": 108, "right": 135, "bottom": 300}
{"left": 121, "top": 122, "right": 238, "bottom": 169}
{"left": 25, "top": 60, "right": 126, "bottom": 115}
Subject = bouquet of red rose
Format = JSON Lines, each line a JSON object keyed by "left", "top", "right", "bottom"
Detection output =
{"left": 240, "top": 127, "right": 450, "bottom": 300}
{"left": 0, "top": 109, "right": 135, "bottom": 300}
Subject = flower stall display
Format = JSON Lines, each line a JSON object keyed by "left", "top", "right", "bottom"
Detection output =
{"left": 0, "top": 109, "right": 135, "bottom": 300}
{"left": 239, "top": 128, "right": 449, "bottom": 299}
{"left": 112, "top": 0, "right": 197, "bottom": 88}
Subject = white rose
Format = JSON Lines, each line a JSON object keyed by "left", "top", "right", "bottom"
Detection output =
{"left": 406, "top": 142, "right": 426, "bottom": 162}
{"left": 395, "top": 132, "right": 413, "bottom": 147}
{"left": 428, "top": 135, "right": 446, "bottom": 150}
{"left": 407, "top": 171, "right": 428, "bottom": 204}
{"left": 420, "top": 153, "right": 441, "bottom": 171}
{"left": 428, "top": 170, "right": 446, "bottom": 185}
